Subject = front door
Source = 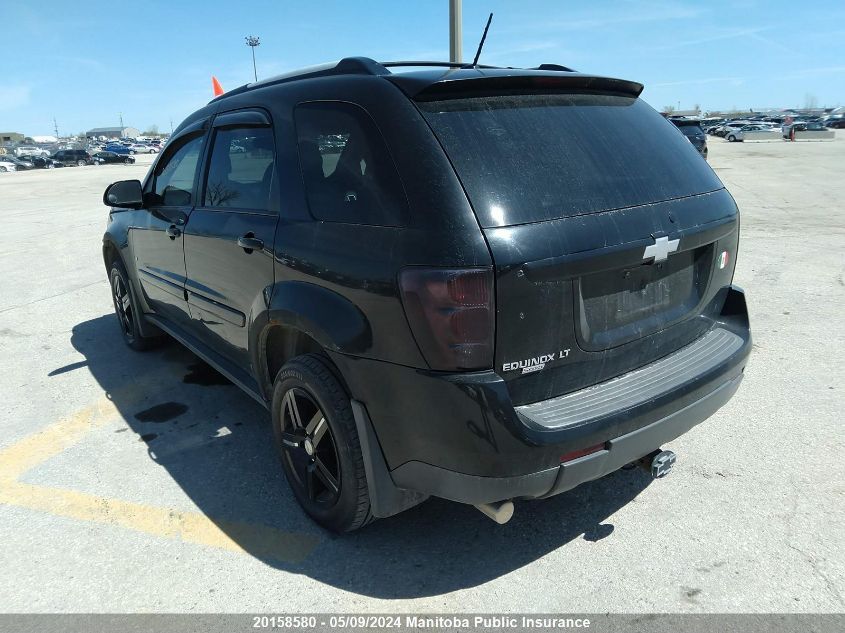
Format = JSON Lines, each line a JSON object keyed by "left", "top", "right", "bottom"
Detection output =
{"left": 131, "top": 132, "right": 206, "bottom": 326}
{"left": 183, "top": 110, "right": 277, "bottom": 369}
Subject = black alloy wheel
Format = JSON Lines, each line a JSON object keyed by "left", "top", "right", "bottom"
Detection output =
{"left": 108, "top": 259, "right": 164, "bottom": 351}
{"left": 271, "top": 354, "right": 373, "bottom": 532}
{"left": 279, "top": 387, "right": 341, "bottom": 507}
{"left": 111, "top": 271, "right": 134, "bottom": 339}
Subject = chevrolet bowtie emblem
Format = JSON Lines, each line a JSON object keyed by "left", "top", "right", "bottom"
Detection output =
{"left": 643, "top": 236, "right": 679, "bottom": 263}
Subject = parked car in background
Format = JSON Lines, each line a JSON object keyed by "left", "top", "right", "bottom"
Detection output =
{"left": 128, "top": 144, "right": 158, "bottom": 154}
{"left": 13, "top": 146, "right": 51, "bottom": 157}
{"left": 782, "top": 121, "right": 823, "bottom": 137}
{"left": 0, "top": 157, "right": 17, "bottom": 172}
{"left": 669, "top": 118, "right": 708, "bottom": 159}
{"left": 782, "top": 121, "right": 834, "bottom": 140}
{"left": 824, "top": 116, "right": 845, "bottom": 129}
{"left": 726, "top": 124, "right": 772, "bottom": 142}
{"left": 714, "top": 121, "right": 751, "bottom": 137}
{"left": 0, "top": 155, "right": 34, "bottom": 170}
{"left": 17, "top": 154, "right": 62, "bottom": 169}
{"left": 705, "top": 121, "right": 726, "bottom": 134}
{"left": 93, "top": 151, "right": 136, "bottom": 165}
{"left": 104, "top": 145, "right": 133, "bottom": 155}
{"left": 52, "top": 149, "right": 94, "bottom": 166}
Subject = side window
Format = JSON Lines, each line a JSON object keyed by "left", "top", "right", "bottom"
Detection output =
{"left": 151, "top": 134, "right": 204, "bottom": 206}
{"left": 204, "top": 126, "right": 274, "bottom": 210}
{"left": 294, "top": 102, "right": 408, "bottom": 226}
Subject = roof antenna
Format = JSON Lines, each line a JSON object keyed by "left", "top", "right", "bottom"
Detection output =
{"left": 471, "top": 12, "right": 493, "bottom": 67}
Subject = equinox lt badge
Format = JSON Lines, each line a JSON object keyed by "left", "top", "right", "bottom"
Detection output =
{"left": 503, "top": 349, "right": 570, "bottom": 374}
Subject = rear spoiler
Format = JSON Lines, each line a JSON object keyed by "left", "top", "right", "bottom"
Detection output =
{"left": 388, "top": 71, "right": 644, "bottom": 101}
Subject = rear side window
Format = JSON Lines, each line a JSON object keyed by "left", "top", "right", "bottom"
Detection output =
{"left": 204, "top": 126, "right": 275, "bottom": 210}
{"left": 294, "top": 102, "right": 408, "bottom": 226}
{"left": 151, "top": 134, "right": 204, "bottom": 206}
{"left": 419, "top": 94, "right": 723, "bottom": 227}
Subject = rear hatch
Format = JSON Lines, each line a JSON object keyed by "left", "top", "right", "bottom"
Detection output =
{"left": 415, "top": 79, "right": 739, "bottom": 405}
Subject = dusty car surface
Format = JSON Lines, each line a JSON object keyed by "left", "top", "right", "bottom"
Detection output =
{"left": 102, "top": 57, "right": 751, "bottom": 532}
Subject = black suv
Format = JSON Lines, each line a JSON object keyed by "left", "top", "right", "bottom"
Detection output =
{"left": 54, "top": 149, "right": 94, "bottom": 166}
{"left": 670, "top": 118, "right": 708, "bottom": 159}
{"left": 102, "top": 58, "right": 751, "bottom": 532}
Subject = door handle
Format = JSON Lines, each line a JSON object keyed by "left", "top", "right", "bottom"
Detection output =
{"left": 166, "top": 225, "right": 181, "bottom": 239}
{"left": 237, "top": 234, "right": 264, "bottom": 253}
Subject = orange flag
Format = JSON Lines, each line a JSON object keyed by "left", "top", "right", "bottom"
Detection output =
{"left": 212, "top": 76, "right": 224, "bottom": 96}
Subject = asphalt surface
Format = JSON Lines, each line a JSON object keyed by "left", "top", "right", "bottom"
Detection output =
{"left": 0, "top": 136, "right": 842, "bottom": 613}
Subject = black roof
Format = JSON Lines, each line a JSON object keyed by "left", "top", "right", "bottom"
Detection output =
{"left": 210, "top": 57, "right": 643, "bottom": 104}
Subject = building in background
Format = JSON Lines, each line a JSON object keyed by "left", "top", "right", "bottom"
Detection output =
{"left": 85, "top": 126, "right": 141, "bottom": 140}
{"left": 0, "top": 132, "right": 26, "bottom": 144}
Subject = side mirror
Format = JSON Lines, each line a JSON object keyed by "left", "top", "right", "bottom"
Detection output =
{"left": 103, "top": 179, "right": 143, "bottom": 208}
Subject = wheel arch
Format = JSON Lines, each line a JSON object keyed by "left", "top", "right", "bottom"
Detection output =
{"left": 102, "top": 236, "right": 123, "bottom": 271}
{"left": 252, "top": 281, "right": 372, "bottom": 398}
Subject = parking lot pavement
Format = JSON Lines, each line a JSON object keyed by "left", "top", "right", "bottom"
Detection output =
{"left": 0, "top": 137, "right": 842, "bottom": 613}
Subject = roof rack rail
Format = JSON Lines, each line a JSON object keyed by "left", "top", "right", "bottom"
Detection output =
{"left": 211, "top": 57, "right": 389, "bottom": 102}
{"left": 211, "top": 57, "right": 578, "bottom": 103}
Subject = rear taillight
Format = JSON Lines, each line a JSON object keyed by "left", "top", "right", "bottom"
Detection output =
{"left": 399, "top": 267, "right": 494, "bottom": 371}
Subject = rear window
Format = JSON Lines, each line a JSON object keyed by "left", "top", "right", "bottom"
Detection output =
{"left": 673, "top": 122, "right": 704, "bottom": 137}
{"left": 294, "top": 101, "right": 408, "bottom": 226}
{"left": 419, "top": 94, "right": 722, "bottom": 227}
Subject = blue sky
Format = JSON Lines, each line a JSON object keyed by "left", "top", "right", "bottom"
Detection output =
{"left": 2, "top": 0, "right": 843, "bottom": 136}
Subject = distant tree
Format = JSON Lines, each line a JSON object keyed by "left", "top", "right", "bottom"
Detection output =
{"left": 804, "top": 93, "right": 818, "bottom": 110}
{"left": 663, "top": 105, "right": 675, "bottom": 114}
{"left": 142, "top": 124, "right": 160, "bottom": 136}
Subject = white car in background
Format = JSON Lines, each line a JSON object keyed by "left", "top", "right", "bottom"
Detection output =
{"left": 128, "top": 144, "right": 158, "bottom": 154}
{"left": 14, "top": 146, "right": 51, "bottom": 157}
{"left": 725, "top": 124, "right": 779, "bottom": 142}
{"left": 0, "top": 159, "right": 17, "bottom": 172}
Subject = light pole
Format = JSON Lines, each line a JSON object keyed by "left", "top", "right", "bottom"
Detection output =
{"left": 245, "top": 35, "right": 260, "bottom": 82}
{"left": 449, "top": 0, "right": 462, "bottom": 63}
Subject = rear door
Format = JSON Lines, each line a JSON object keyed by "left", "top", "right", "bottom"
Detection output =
{"left": 182, "top": 108, "right": 278, "bottom": 369}
{"left": 419, "top": 91, "right": 739, "bottom": 405}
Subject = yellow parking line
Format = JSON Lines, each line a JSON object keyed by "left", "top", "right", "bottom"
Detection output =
{"left": 0, "top": 394, "right": 116, "bottom": 481}
{"left": 0, "top": 481, "right": 319, "bottom": 563}
{"left": 0, "top": 386, "right": 320, "bottom": 564}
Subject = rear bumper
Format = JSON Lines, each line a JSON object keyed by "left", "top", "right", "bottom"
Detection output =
{"left": 332, "top": 285, "right": 750, "bottom": 506}
{"left": 390, "top": 372, "right": 742, "bottom": 504}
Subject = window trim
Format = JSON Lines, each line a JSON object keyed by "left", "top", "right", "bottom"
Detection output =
{"left": 146, "top": 130, "right": 207, "bottom": 209}
{"left": 197, "top": 107, "right": 277, "bottom": 216}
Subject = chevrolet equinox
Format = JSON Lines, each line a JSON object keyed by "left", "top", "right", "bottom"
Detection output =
{"left": 102, "top": 58, "right": 751, "bottom": 532}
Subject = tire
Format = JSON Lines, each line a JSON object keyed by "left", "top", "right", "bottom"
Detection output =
{"left": 124, "top": 158, "right": 132, "bottom": 165}
{"left": 129, "top": 150, "right": 136, "bottom": 155}
{"left": 271, "top": 354, "right": 373, "bottom": 533}
{"left": 76, "top": 159, "right": 86, "bottom": 166}
{"left": 0, "top": 166, "right": 6, "bottom": 173}
{"left": 727, "top": 135, "right": 736, "bottom": 142}
{"left": 108, "top": 258, "right": 164, "bottom": 351}
{"left": 47, "top": 163, "right": 55, "bottom": 169}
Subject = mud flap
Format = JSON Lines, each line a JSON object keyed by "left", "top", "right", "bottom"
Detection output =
{"left": 350, "top": 400, "right": 429, "bottom": 518}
